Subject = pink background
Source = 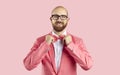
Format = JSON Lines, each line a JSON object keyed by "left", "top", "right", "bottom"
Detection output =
{"left": 0, "top": 0, "right": 120, "bottom": 75}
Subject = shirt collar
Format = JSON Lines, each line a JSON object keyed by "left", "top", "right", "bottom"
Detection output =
{"left": 52, "top": 30, "right": 67, "bottom": 37}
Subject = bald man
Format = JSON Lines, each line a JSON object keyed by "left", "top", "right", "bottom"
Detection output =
{"left": 23, "top": 6, "right": 93, "bottom": 75}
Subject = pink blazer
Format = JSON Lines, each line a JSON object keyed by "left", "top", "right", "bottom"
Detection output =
{"left": 23, "top": 32, "right": 93, "bottom": 75}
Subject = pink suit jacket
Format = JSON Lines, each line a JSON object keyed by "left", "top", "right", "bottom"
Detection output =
{"left": 23, "top": 32, "right": 93, "bottom": 75}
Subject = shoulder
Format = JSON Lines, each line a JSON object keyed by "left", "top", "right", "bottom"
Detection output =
{"left": 68, "top": 33, "right": 83, "bottom": 43}
{"left": 35, "top": 33, "right": 50, "bottom": 44}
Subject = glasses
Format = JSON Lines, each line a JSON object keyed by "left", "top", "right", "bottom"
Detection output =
{"left": 51, "top": 15, "right": 68, "bottom": 20}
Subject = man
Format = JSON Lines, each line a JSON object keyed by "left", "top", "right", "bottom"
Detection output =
{"left": 23, "top": 6, "right": 93, "bottom": 75}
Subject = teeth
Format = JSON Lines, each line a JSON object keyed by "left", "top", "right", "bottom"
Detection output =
{"left": 57, "top": 23, "right": 61, "bottom": 25}
{"left": 57, "top": 24, "right": 62, "bottom": 25}
{"left": 57, "top": 23, "right": 62, "bottom": 27}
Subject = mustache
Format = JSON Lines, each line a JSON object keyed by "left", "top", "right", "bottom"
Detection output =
{"left": 55, "top": 21, "right": 64, "bottom": 24}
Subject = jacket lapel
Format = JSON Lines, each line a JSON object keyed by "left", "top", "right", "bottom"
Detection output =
{"left": 48, "top": 44, "right": 57, "bottom": 73}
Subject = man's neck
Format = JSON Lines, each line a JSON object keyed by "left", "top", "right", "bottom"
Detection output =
{"left": 53, "top": 30, "right": 65, "bottom": 36}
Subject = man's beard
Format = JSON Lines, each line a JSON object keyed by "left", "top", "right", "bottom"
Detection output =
{"left": 53, "top": 22, "right": 67, "bottom": 32}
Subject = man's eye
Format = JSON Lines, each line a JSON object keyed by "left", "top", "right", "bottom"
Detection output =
{"left": 61, "top": 15, "right": 67, "bottom": 18}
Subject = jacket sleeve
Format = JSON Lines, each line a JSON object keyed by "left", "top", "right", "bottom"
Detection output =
{"left": 23, "top": 37, "right": 51, "bottom": 71}
{"left": 65, "top": 38, "right": 93, "bottom": 70}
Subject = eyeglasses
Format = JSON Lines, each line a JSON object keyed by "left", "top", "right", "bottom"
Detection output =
{"left": 51, "top": 15, "right": 68, "bottom": 20}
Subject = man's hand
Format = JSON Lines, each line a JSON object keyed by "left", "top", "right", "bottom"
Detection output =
{"left": 45, "top": 35, "right": 54, "bottom": 45}
{"left": 63, "top": 35, "right": 72, "bottom": 45}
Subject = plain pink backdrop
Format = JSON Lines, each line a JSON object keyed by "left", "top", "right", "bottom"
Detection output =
{"left": 0, "top": 0, "right": 120, "bottom": 75}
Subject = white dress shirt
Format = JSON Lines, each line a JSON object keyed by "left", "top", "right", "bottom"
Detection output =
{"left": 52, "top": 31, "right": 67, "bottom": 71}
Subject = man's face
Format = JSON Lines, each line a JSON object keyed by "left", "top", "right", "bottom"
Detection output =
{"left": 50, "top": 8, "right": 69, "bottom": 32}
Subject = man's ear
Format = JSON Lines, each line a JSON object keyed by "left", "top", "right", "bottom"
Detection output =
{"left": 67, "top": 18, "right": 70, "bottom": 21}
{"left": 50, "top": 17, "right": 52, "bottom": 20}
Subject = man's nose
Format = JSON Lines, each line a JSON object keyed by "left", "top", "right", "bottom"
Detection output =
{"left": 57, "top": 17, "right": 62, "bottom": 21}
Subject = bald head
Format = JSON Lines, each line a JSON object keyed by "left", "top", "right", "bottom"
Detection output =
{"left": 50, "top": 6, "right": 69, "bottom": 33}
{"left": 51, "top": 6, "right": 68, "bottom": 16}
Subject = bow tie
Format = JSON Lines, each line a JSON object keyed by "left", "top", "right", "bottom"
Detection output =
{"left": 48, "top": 32, "right": 66, "bottom": 43}
{"left": 52, "top": 35, "right": 65, "bottom": 42}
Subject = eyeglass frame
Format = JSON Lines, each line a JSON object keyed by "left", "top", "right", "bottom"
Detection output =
{"left": 51, "top": 14, "right": 68, "bottom": 20}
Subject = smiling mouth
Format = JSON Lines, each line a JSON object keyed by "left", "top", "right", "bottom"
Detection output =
{"left": 55, "top": 22, "right": 63, "bottom": 27}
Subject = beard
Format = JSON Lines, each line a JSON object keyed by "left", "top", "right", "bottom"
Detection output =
{"left": 52, "top": 22, "right": 67, "bottom": 32}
